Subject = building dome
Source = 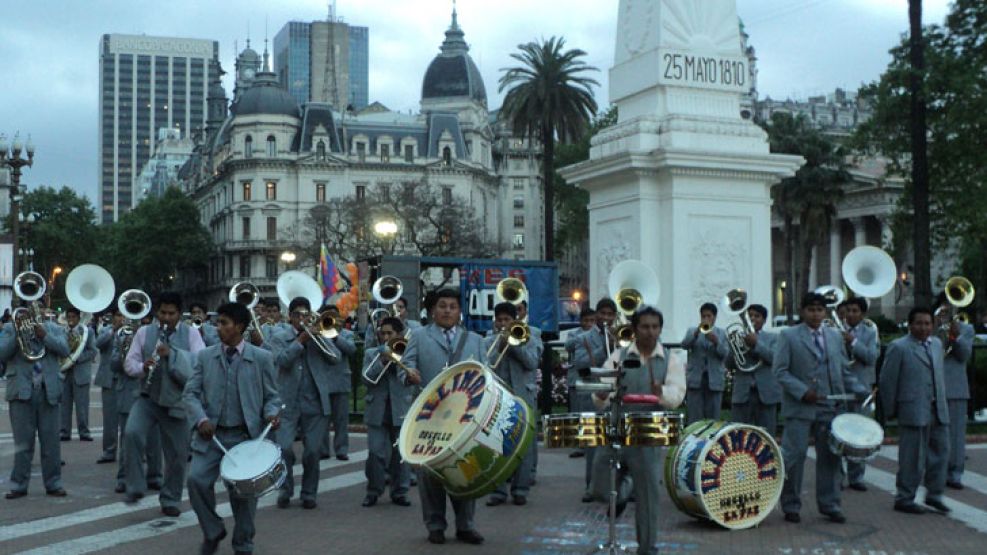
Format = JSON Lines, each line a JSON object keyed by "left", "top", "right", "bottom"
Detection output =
{"left": 233, "top": 72, "right": 300, "bottom": 118}
{"left": 421, "top": 9, "right": 486, "bottom": 105}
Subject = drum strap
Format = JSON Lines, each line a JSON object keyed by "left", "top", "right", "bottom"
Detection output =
{"left": 448, "top": 327, "right": 469, "bottom": 366}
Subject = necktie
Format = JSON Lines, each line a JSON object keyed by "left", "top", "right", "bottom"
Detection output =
{"left": 444, "top": 328, "right": 455, "bottom": 350}
{"left": 226, "top": 346, "right": 238, "bottom": 365}
{"left": 32, "top": 361, "right": 43, "bottom": 387}
{"left": 813, "top": 330, "right": 826, "bottom": 358}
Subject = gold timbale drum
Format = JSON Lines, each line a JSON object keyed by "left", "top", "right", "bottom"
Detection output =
{"left": 665, "top": 420, "right": 784, "bottom": 530}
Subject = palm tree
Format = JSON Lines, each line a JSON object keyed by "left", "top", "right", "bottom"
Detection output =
{"left": 499, "top": 37, "right": 599, "bottom": 261}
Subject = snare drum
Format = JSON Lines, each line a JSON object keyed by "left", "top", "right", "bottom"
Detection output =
{"left": 829, "top": 413, "right": 883, "bottom": 462}
{"left": 542, "top": 413, "right": 608, "bottom": 449}
{"left": 621, "top": 411, "right": 682, "bottom": 447}
{"left": 219, "top": 438, "right": 288, "bottom": 498}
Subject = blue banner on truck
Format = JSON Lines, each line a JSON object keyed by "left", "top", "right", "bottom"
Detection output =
{"left": 460, "top": 263, "right": 559, "bottom": 334}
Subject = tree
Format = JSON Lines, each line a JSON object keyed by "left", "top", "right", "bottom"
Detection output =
{"left": 100, "top": 187, "right": 213, "bottom": 294}
{"left": 499, "top": 36, "right": 599, "bottom": 261}
{"left": 761, "top": 112, "right": 849, "bottom": 320}
{"left": 908, "top": 0, "right": 932, "bottom": 308}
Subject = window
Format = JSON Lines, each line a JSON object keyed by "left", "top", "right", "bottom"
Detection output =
{"left": 513, "top": 178, "right": 525, "bottom": 190}
{"left": 316, "top": 140, "right": 326, "bottom": 160}
{"left": 356, "top": 184, "right": 366, "bottom": 200}
{"left": 244, "top": 135, "right": 253, "bottom": 158}
{"left": 513, "top": 233, "right": 525, "bottom": 249}
{"left": 379, "top": 183, "right": 390, "bottom": 202}
{"left": 357, "top": 142, "right": 366, "bottom": 162}
{"left": 442, "top": 187, "right": 452, "bottom": 205}
{"left": 267, "top": 217, "right": 277, "bottom": 240}
{"left": 266, "top": 135, "right": 276, "bottom": 157}
{"left": 514, "top": 214, "right": 525, "bottom": 228}
{"left": 513, "top": 195, "right": 524, "bottom": 209}
{"left": 266, "top": 181, "right": 277, "bottom": 200}
{"left": 404, "top": 144, "right": 414, "bottom": 163}
{"left": 316, "top": 182, "right": 326, "bottom": 202}
{"left": 239, "top": 255, "right": 250, "bottom": 277}
{"left": 442, "top": 146, "right": 452, "bottom": 166}
{"left": 242, "top": 217, "right": 251, "bottom": 239}
{"left": 380, "top": 143, "right": 390, "bottom": 162}
{"left": 242, "top": 182, "right": 252, "bottom": 201}
{"left": 266, "top": 255, "right": 278, "bottom": 278}
{"left": 466, "top": 140, "right": 473, "bottom": 156}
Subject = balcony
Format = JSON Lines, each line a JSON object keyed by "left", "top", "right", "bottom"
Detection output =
{"left": 220, "top": 239, "right": 297, "bottom": 252}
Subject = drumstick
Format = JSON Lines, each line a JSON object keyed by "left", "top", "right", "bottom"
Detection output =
{"left": 258, "top": 404, "right": 287, "bottom": 443}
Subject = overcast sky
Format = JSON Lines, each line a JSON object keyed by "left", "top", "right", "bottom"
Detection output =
{"left": 0, "top": 0, "right": 952, "bottom": 206}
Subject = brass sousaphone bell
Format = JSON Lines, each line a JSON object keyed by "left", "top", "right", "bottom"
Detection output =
{"left": 606, "top": 260, "right": 660, "bottom": 348}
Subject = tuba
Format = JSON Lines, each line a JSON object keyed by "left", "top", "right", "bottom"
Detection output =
{"left": 276, "top": 270, "right": 339, "bottom": 357}
{"left": 841, "top": 246, "right": 897, "bottom": 364}
{"left": 369, "top": 275, "right": 403, "bottom": 330}
{"left": 117, "top": 289, "right": 152, "bottom": 356}
{"left": 60, "top": 265, "right": 115, "bottom": 372}
{"left": 722, "top": 288, "right": 761, "bottom": 373}
{"left": 606, "top": 260, "right": 660, "bottom": 349}
{"left": 12, "top": 271, "right": 48, "bottom": 361}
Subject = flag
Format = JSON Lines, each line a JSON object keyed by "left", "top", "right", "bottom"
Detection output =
{"left": 319, "top": 243, "right": 337, "bottom": 302}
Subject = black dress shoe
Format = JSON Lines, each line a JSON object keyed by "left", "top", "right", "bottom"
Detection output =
{"left": 410, "top": 477, "right": 417, "bottom": 487}
{"left": 925, "top": 499, "right": 951, "bottom": 514}
{"left": 485, "top": 497, "right": 506, "bottom": 506}
{"left": 894, "top": 502, "right": 927, "bottom": 514}
{"left": 427, "top": 530, "right": 445, "bottom": 544}
{"left": 161, "top": 506, "right": 181, "bottom": 517}
{"left": 455, "top": 529, "right": 485, "bottom": 545}
{"left": 319, "top": 453, "right": 331, "bottom": 460}
{"left": 784, "top": 512, "right": 801, "bottom": 523}
{"left": 277, "top": 496, "right": 290, "bottom": 509}
{"left": 581, "top": 492, "right": 594, "bottom": 503}
{"left": 336, "top": 454, "right": 349, "bottom": 461}
{"left": 569, "top": 451, "right": 585, "bottom": 458}
{"left": 114, "top": 484, "right": 126, "bottom": 493}
{"left": 392, "top": 496, "right": 411, "bottom": 506}
{"left": 96, "top": 455, "right": 116, "bottom": 464}
{"left": 513, "top": 495, "right": 527, "bottom": 506}
{"left": 848, "top": 482, "right": 868, "bottom": 492}
{"left": 820, "top": 510, "right": 846, "bottom": 523}
{"left": 5, "top": 490, "right": 27, "bottom": 499}
{"left": 60, "top": 435, "right": 70, "bottom": 442}
{"left": 200, "top": 530, "right": 227, "bottom": 555}
{"left": 362, "top": 494, "right": 378, "bottom": 507}
{"left": 124, "top": 492, "right": 144, "bottom": 505}
{"left": 79, "top": 435, "right": 94, "bottom": 442}
{"left": 46, "top": 489, "right": 67, "bottom": 497}
{"left": 302, "top": 499, "right": 317, "bottom": 509}
{"left": 947, "top": 480, "right": 964, "bottom": 490}
{"left": 147, "top": 482, "right": 162, "bottom": 491}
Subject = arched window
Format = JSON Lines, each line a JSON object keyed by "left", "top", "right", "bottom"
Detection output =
{"left": 442, "top": 146, "right": 452, "bottom": 166}
{"left": 316, "top": 140, "right": 326, "bottom": 160}
{"left": 244, "top": 135, "right": 253, "bottom": 158}
{"left": 266, "top": 135, "right": 276, "bottom": 157}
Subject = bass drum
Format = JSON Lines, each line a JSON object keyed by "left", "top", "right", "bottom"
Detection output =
{"left": 664, "top": 420, "right": 784, "bottom": 530}
{"left": 398, "top": 361, "right": 535, "bottom": 500}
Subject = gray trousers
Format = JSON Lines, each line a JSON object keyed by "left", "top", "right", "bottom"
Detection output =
{"left": 897, "top": 419, "right": 950, "bottom": 504}
{"left": 686, "top": 385, "right": 722, "bottom": 425}
{"left": 321, "top": 392, "right": 349, "bottom": 457}
{"left": 123, "top": 397, "right": 188, "bottom": 508}
{"left": 366, "top": 423, "right": 410, "bottom": 498}
{"left": 491, "top": 437, "right": 535, "bottom": 500}
{"left": 101, "top": 386, "right": 119, "bottom": 457}
{"left": 947, "top": 400, "right": 967, "bottom": 483}
{"left": 117, "top": 407, "right": 162, "bottom": 487}
{"left": 60, "top": 374, "right": 91, "bottom": 437}
{"left": 780, "top": 414, "right": 842, "bottom": 515}
{"left": 8, "top": 389, "right": 62, "bottom": 493}
{"left": 417, "top": 467, "right": 476, "bottom": 533}
{"left": 590, "top": 445, "right": 662, "bottom": 555}
{"left": 731, "top": 395, "right": 778, "bottom": 436}
{"left": 188, "top": 428, "right": 258, "bottom": 552}
{"left": 278, "top": 410, "right": 329, "bottom": 502}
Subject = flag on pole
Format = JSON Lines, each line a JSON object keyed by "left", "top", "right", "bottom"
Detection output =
{"left": 319, "top": 243, "right": 337, "bottom": 302}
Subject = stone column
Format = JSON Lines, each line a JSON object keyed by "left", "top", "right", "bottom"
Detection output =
{"left": 829, "top": 221, "right": 842, "bottom": 287}
{"left": 850, "top": 216, "right": 867, "bottom": 247}
{"left": 878, "top": 216, "right": 893, "bottom": 250}
{"left": 809, "top": 245, "right": 819, "bottom": 290}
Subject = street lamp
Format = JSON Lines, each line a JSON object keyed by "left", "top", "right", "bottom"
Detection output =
{"left": 280, "top": 250, "right": 297, "bottom": 270}
{"left": 47, "top": 265, "right": 63, "bottom": 308}
{"left": 0, "top": 132, "right": 36, "bottom": 274}
{"left": 374, "top": 219, "right": 398, "bottom": 255}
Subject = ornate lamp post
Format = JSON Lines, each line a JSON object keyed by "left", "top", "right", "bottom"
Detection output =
{"left": 373, "top": 219, "right": 398, "bottom": 255}
{"left": 1, "top": 133, "right": 36, "bottom": 274}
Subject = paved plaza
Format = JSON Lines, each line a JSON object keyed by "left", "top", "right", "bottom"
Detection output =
{"left": 1, "top": 386, "right": 985, "bottom": 555}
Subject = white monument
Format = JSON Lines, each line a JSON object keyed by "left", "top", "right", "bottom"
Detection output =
{"left": 559, "top": 0, "right": 803, "bottom": 342}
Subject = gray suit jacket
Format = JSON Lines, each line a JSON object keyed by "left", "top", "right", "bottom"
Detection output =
{"left": 773, "top": 324, "right": 866, "bottom": 420}
{"left": 93, "top": 326, "right": 117, "bottom": 388}
{"left": 943, "top": 322, "right": 973, "bottom": 400}
{"left": 269, "top": 326, "right": 340, "bottom": 416}
{"left": 199, "top": 322, "right": 221, "bottom": 347}
{"left": 183, "top": 343, "right": 282, "bottom": 453}
{"left": 484, "top": 331, "right": 541, "bottom": 406}
{"left": 730, "top": 330, "right": 782, "bottom": 405}
{"left": 681, "top": 326, "right": 730, "bottom": 391}
{"left": 65, "top": 324, "right": 98, "bottom": 385}
{"left": 400, "top": 324, "right": 486, "bottom": 386}
{"left": 1, "top": 322, "right": 71, "bottom": 405}
{"left": 325, "top": 329, "right": 356, "bottom": 393}
{"left": 362, "top": 347, "right": 414, "bottom": 427}
{"left": 847, "top": 322, "right": 880, "bottom": 386}
{"left": 364, "top": 318, "right": 422, "bottom": 348}
{"left": 879, "top": 335, "right": 950, "bottom": 427}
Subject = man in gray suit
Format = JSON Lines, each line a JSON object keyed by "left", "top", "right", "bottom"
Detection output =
{"left": 94, "top": 309, "right": 124, "bottom": 463}
{"left": 937, "top": 296, "right": 974, "bottom": 490}
{"left": 484, "top": 302, "right": 541, "bottom": 506}
{"left": 880, "top": 306, "right": 951, "bottom": 515}
{"left": 563, "top": 307, "right": 598, "bottom": 459}
{"left": 729, "top": 303, "right": 781, "bottom": 434}
{"left": 184, "top": 302, "right": 282, "bottom": 555}
{"left": 269, "top": 296, "right": 341, "bottom": 510}
{"left": 774, "top": 292, "right": 868, "bottom": 524}
{"left": 123, "top": 292, "right": 205, "bottom": 516}
{"left": 364, "top": 296, "right": 422, "bottom": 349}
{"left": 842, "top": 297, "right": 880, "bottom": 491}
{"left": 317, "top": 304, "right": 356, "bottom": 460}
{"left": 2, "top": 311, "right": 71, "bottom": 498}
{"left": 60, "top": 306, "right": 98, "bottom": 441}
{"left": 681, "top": 302, "right": 730, "bottom": 424}
{"left": 400, "top": 288, "right": 486, "bottom": 545}
{"left": 361, "top": 316, "right": 413, "bottom": 508}
{"left": 190, "top": 302, "right": 220, "bottom": 347}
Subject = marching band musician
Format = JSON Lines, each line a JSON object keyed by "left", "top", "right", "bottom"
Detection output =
{"left": 318, "top": 304, "right": 357, "bottom": 461}
{"left": 516, "top": 299, "right": 545, "bottom": 484}
{"left": 842, "top": 297, "right": 880, "bottom": 491}
{"left": 184, "top": 302, "right": 282, "bottom": 555}
{"left": 190, "top": 302, "right": 220, "bottom": 347}
{"left": 484, "top": 302, "right": 540, "bottom": 507}
{"left": 563, "top": 307, "right": 597, "bottom": 462}
{"left": 937, "top": 295, "right": 974, "bottom": 490}
{"left": 2, "top": 309, "right": 71, "bottom": 499}
{"left": 680, "top": 302, "right": 730, "bottom": 424}
{"left": 879, "top": 307, "right": 951, "bottom": 515}
{"left": 774, "top": 292, "right": 868, "bottom": 524}
{"left": 360, "top": 316, "right": 413, "bottom": 508}
{"left": 123, "top": 292, "right": 205, "bottom": 515}
{"left": 729, "top": 303, "right": 781, "bottom": 434}
{"left": 399, "top": 288, "right": 487, "bottom": 546}
{"left": 269, "top": 296, "right": 342, "bottom": 510}
{"left": 60, "top": 306, "right": 97, "bottom": 442}
{"left": 591, "top": 306, "right": 685, "bottom": 555}
{"left": 94, "top": 308, "right": 124, "bottom": 463}
{"left": 365, "top": 296, "right": 421, "bottom": 349}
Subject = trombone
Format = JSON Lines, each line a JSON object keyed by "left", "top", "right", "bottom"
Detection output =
{"left": 486, "top": 321, "right": 531, "bottom": 368}
{"left": 361, "top": 335, "right": 411, "bottom": 385}
{"left": 229, "top": 282, "right": 266, "bottom": 341}
{"left": 814, "top": 284, "right": 847, "bottom": 332}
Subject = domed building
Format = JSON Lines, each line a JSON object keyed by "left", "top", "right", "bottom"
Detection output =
{"left": 179, "top": 8, "right": 543, "bottom": 308}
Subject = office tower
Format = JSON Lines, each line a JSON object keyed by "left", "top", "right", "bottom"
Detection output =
{"left": 273, "top": 19, "right": 369, "bottom": 109}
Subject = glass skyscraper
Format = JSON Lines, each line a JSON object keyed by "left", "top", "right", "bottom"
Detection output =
{"left": 273, "top": 20, "right": 369, "bottom": 109}
{"left": 348, "top": 26, "right": 369, "bottom": 109}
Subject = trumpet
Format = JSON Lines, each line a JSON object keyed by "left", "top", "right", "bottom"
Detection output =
{"left": 361, "top": 335, "right": 411, "bottom": 385}
{"left": 698, "top": 322, "right": 714, "bottom": 334}
{"left": 486, "top": 321, "right": 530, "bottom": 368}
{"left": 12, "top": 271, "right": 48, "bottom": 361}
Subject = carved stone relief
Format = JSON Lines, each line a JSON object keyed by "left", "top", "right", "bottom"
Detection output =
{"left": 689, "top": 219, "right": 750, "bottom": 307}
